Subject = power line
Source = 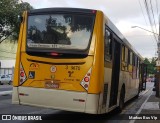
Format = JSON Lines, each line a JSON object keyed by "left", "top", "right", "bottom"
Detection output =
{"left": 144, "top": 0, "right": 158, "bottom": 42}
{"left": 150, "top": 0, "right": 158, "bottom": 34}
{"left": 138, "top": 0, "right": 156, "bottom": 47}
{"left": 138, "top": 0, "right": 148, "bottom": 26}
{"left": 155, "top": 0, "right": 159, "bottom": 15}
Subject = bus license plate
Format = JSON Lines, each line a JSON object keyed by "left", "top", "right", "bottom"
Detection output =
{"left": 45, "top": 82, "right": 59, "bottom": 89}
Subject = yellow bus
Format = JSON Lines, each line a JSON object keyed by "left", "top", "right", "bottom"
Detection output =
{"left": 12, "top": 8, "right": 145, "bottom": 114}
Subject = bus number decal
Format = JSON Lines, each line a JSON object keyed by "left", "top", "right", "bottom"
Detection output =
{"left": 65, "top": 66, "right": 80, "bottom": 71}
{"left": 71, "top": 66, "right": 80, "bottom": 70}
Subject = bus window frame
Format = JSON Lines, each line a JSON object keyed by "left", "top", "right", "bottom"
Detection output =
{"left": 104, "top": 26, "right": 112, "bottom": 62}
{"left": 26, "top": 11, "right": 96, "bottom": 58}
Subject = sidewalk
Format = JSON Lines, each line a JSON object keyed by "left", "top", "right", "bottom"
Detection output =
{"left": 134, "top": 90, "right": 160, "bottom": 123}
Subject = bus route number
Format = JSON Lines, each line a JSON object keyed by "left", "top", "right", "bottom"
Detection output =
{"left": 65, "top": 65, "right": 80, "bottom": 71}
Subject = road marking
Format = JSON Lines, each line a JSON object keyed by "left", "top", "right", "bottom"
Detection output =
{"left": 0, "top": 91, "right": 12, "bottom": 96}
{"left": 139, "top": 89, "right": 149, "bottom": 96}
{"left": 129, "top": 90, "right": 153, "bottom": 123}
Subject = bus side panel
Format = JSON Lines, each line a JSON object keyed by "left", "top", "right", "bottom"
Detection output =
{"left": 85, "top": 94, "right": 99, "bottom": 114}
{"left": 88, "top": 11, "right": 104, "bottom": 94}
{"left": 13, "top": 11, "right": 27, "bottom": 87}
{"left": 12, "top": 12, "right": 27, "bottom": 104}
{"left": 12, "top": 87, "right": 19, "bottom": 104}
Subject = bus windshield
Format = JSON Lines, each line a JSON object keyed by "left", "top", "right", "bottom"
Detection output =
{"left": 27, "top": 14, "right": 95, "bottom": 51}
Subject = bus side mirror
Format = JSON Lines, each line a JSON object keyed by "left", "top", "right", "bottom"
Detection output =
{"left": 18, "top": 15, "right": 23, "bottom": 23}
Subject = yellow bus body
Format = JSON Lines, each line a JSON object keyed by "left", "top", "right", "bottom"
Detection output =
{"left": 12, "top": 8, "right": 143, "bottom": 114}
{"left": 13, "top": 10, "right": 104, "bottom": 94}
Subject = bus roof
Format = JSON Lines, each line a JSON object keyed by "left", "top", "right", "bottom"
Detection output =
{"left": 28, "top": 8, "right": 97, "bottom": 15}
{"left": 104, "top": 14, "right": 144, "bottom": 61}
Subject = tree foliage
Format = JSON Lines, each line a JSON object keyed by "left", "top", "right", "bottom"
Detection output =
{"left": 0, "top": 0, "right": 33, "bottom": 43}
{"left": 144, "top": 57, "right": 156, "bottom": 75}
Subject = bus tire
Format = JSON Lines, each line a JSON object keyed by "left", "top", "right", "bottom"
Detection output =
{"left": 118, "top": 87, "right": 125, "bottom": 112}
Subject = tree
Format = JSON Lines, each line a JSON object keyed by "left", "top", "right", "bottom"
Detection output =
{"left": 144, "top": 57, "right": 156, "bottom": 75}
{"left": 0, "top": 0, "right": 33, "bottom": 43}
{"left": 151, "top": 57, "right": 156, "bottom": 74}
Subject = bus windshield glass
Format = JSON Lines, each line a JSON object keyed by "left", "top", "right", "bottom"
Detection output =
{"left": 27, "top": 14, "right": 95, "bottom": 51}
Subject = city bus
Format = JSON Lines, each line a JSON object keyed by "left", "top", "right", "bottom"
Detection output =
{"left": 12, "top": 8, "right": 145, "bottom": 114}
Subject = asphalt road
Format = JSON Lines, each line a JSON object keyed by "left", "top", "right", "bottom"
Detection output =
{"left": 0, "top": 82, "right": 154, "bottom": 122}
{"left": 0, "top": 85, "right": 13, "bottom": 91}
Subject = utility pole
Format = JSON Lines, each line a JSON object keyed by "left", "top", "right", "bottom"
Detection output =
{"left": 156, "top": 15, "right": 160, "bottom": 97}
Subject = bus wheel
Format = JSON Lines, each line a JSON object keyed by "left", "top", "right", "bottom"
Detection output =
{"left": 119, "top": 88, "right": 125, "bottom": 112}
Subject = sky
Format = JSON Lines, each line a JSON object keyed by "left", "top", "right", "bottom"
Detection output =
{"left": 23, "top": 0, "right": 159, "bottom": 58}
{"left": 1, "top": 0, "right": 159, "bottom": 67}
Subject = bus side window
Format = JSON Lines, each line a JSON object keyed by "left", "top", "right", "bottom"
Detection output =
{"left": 137, "top": 58, "right": 139, "bottom": 78}
{"left": 132, "top": 53, "right": 136, "bottom": 79}
{"left": 121, "top": 46, "right": 128, "bottom": 71}
{"left": 130, "top": 51, "right": 133, "bottom": 65}
{"left": 121, "top": 45, "right": 125, "bottom": 70}
{"left": 128, "top": 50, "right": 130, "bottom": 65}
{"left": 122, "top": 45, "right": 125, "bottom": 62}
{"left": 125, "top": 47, "right": 128, "bottom": 71}
{"left": 104, "top": 27, "right": 112, "bottom": 61}
{"left": 133, "top": 54, "right": 135, "bottom": 66}
{"left": 128, "top": 50, "right": 132, "bottom": 73}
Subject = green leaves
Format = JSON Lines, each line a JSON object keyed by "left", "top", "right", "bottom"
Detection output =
{"left": 144, "top": 57, "right": 156, "bottom": 75}
{"left": 0, "top": 0, "right": 33, "bottom": 43}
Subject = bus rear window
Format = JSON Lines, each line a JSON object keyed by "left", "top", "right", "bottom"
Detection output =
{"left": 27, "top": 14, "right": 95, "bottom": 51}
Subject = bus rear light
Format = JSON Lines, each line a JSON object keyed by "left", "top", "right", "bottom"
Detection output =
{"left": 50, "top": 52, "right": 59, "bottom": 56}
{"left": 20, "top": 72, "right": 24, "bottom": 77}
{"left": 84, "top": 84, "right": 88, "bottom": 88}
{"left": 80, "top": 68, "right": 92, "bottom": 91}
{"left": 84, "top": 77, "right": 89, "bottom": 82}
{"left": 78, "top": 99, "right": 85, "bottom": 102}
{"left": 87, "top": 73, "right": 90, "bottom": 76}
{"left": 19, "top": 93, "right": 29, "bottom": 96}
{"left": 20, "top": 79, "right": 23, "bottom": 83}
{"left": 92, "top": 10, "right": 96, "bottom": 14}
{"left": 73, "top": 98, "right": 85, "bottom": 102}
{"left": 20, "top": 63, "right": 27, "bottom": 84}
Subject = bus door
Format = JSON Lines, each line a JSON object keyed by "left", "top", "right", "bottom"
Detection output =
{"left": 109, "top": 36, "right": 121, "bottom": 107}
